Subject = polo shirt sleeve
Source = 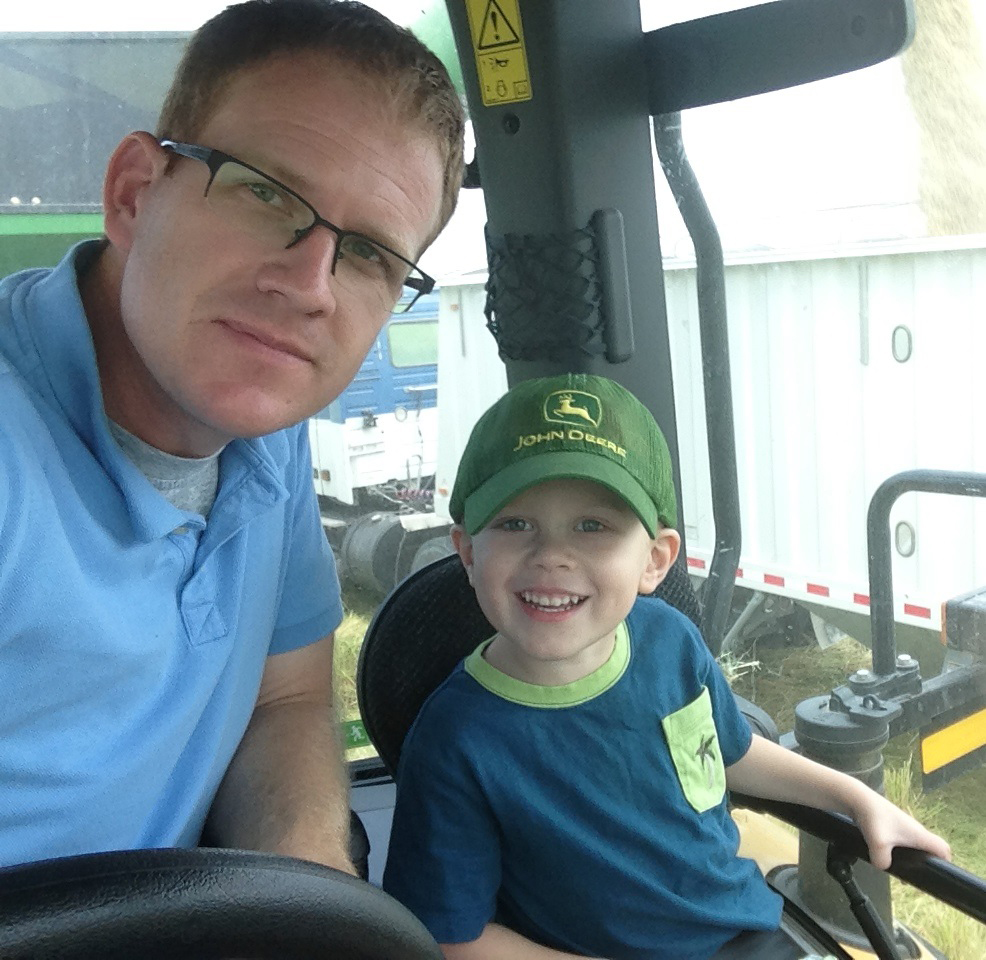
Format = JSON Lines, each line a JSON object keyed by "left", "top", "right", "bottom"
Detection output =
{"left": 383, "top": 683, "right": 501, "bottom": 945}
{"left": 269, "top": 425, "right": 343, "bottom": 653}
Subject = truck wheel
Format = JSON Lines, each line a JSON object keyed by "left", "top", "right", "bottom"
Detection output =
{"left": 410, "top": 534, "right": 456, "bottom": 574}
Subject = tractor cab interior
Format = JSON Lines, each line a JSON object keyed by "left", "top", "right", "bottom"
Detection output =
{"left": 4, "top": 1, "right": 986, "bottom": 958}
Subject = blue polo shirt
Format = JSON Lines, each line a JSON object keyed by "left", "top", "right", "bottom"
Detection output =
{"left": 0, "top": 243, "right": 343, "bottom": 866}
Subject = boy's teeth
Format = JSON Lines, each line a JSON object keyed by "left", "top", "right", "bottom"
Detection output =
{"left": 521, "top": 591, "right": 583, "bottom": 608}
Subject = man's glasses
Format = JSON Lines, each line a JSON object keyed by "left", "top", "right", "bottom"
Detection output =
{"left": 160, "top": 140, "right": 435, "bottom": 314}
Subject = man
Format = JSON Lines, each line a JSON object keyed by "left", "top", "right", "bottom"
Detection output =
{"left": 0, "top": 0, "right": 464, "bottom": 871}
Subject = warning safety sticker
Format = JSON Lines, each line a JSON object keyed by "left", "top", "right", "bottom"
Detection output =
{"left": 464, "top": 0, "right": 532, "bottom": 107}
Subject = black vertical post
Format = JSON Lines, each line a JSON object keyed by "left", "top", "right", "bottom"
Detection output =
{"left": 444, "top": 0, "right": 687, "bottom": 542}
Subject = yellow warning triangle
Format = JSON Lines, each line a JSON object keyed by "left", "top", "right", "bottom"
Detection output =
{"left": 478, "top": 0, "right": 520, "bottom": 49}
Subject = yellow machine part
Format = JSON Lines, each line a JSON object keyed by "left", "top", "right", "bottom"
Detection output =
{"left": 921, "top": 707, "right": 986, "bottom": 775}
{"left": 732, "top": 809, "right": 939, "bottom": 960}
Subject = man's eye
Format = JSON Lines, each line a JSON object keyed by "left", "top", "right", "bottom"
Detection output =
{"left": 247, "top": 182, "right": 283, "bottom": 205}
{"left": 342, "top": 236, "right": 384, "bottom": 264}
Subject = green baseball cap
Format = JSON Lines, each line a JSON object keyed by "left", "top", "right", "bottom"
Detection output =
{"left": 449, "top": 373, "right": 677, "bottom": 536}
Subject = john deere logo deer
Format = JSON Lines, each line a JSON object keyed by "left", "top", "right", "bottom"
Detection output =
{"left": 545, "top": 390, "right": 601, "bottom": 428}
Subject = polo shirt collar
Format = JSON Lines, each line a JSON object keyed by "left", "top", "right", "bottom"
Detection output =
{"left": 24, "top": 241, "right": 287, "bottom": 542}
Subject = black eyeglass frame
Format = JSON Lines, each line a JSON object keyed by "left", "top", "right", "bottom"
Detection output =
{"left": 159, "top": 140, "right": 435, "bottom": 312}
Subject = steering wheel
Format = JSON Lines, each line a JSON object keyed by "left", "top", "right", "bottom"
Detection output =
{"left": 0, "top": 847, "right": 442, "bottom": 959}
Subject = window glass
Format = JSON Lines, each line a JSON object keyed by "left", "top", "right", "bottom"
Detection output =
{"left": 387, "top": 320, "right": 439, "bottom": 368}
{"left": 641, "top": 0, "right": 986, "bottom": 252}
{"left": 0, "top": 31, "right": 185, "bottom": 273}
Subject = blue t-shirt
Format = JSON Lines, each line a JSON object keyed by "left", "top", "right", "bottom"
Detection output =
{"left": 0, "top": 243, "right": 343, "bottom": 866}
{"left": 384, "top": 596, "right": 783, "bottom": 960}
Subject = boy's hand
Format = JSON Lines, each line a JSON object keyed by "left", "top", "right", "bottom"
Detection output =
{"left": 850, "top": 789, "right": 951, "bottom": 870}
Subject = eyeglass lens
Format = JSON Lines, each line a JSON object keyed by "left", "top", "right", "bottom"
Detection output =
{"left": 206, "top": 159, "right": 420, "bottom": 311}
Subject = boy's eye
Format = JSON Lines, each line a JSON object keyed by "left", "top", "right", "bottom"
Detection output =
{"left": 495, "top": 517, "right": 532, "bottom": 532}
{"left": 576, "top": 518, "right": 605, "bottom": 533}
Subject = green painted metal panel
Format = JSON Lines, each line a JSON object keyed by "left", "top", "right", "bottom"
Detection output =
{"left": 410, "top": 1, "right": 464, "bottom": 95}
{"left": 0, "top": 214, "right": 104, "bottom": 236}
{"left": 0, "top": 228, "right": 103, "bottom": 276}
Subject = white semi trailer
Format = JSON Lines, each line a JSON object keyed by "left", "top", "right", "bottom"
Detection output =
{"left": 428, "top": 237, "right": 986, "bottom": 666}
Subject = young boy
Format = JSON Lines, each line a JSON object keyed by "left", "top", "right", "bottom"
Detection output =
{"left": 383, "top": 373, "right": 950, "bottom": 960}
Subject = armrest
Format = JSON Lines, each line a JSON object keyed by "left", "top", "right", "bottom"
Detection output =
{"left": 730, "top": 792, "right": 986, "bottom": 925}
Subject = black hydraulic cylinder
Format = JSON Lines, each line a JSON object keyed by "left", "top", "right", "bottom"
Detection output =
{"left": 790, "top": 695, "right": 894, "bottom": 945}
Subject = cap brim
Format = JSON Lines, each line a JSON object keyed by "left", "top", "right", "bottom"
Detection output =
{"left": 462, "top": 451, "right": 659, "bottom": 537}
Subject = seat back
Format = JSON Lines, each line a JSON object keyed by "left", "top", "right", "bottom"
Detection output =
{"left": 356, "top": 553, "right": 702, "bottom": 776}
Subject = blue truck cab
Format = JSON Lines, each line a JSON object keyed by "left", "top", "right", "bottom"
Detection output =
{"left": 309, "top": 291, "right": 440, "bottom": 506}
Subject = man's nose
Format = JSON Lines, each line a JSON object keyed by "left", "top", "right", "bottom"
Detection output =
{"left": 257, "top": 225, "right": 339, "bottom": 313}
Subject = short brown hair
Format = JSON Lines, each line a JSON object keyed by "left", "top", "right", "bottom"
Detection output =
{"left": 156, "top": 0, "right": 465, "bottom": 234}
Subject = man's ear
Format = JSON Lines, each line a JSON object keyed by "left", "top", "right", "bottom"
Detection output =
{"left": 639, "top": 527, "right": 681, "bottom": 595}
{"left": 450, "top": 524, "right": 475, "bottom": 585}
{"left": 102, "top": 131, "right": 170, "bottom": 253}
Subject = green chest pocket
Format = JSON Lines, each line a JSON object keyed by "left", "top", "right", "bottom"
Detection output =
{"left": 661, "top": 686, "right": 726, "bottom": 814}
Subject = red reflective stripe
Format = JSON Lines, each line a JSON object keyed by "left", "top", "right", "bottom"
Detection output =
{"left": 854, "top": 593, "right": 870, "bottom": 606}
{"left": 764, "top": 573, "right": 785, "bottom": 587}
{"left": 687, "top": 557, "right": 706, "bottom": 569}
{"left": 807, "top": 583, "right": 830, "bottom": 597}
{"left": 904, "top": 603, "right": 932, "bottom": 619}
{"left": 736, "top": 568, "right": 743, "bottom": 578}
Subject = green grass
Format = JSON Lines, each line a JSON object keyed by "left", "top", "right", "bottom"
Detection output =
{"left": 333, "top": 585, "right": 380, "bottom": 762}
{"left": 336, "top": 589, "right": 986, "bottom": 954}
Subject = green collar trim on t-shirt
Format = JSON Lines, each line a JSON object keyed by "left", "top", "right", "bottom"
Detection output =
{"left": 463, "top": 622, "right": 629, "bottom": 708}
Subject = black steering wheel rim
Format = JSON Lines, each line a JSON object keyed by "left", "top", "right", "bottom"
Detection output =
{"left": 0, "top": 847, "right": 442, "bottom": 960}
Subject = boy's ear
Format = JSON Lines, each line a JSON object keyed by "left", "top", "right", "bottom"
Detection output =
{"left": 639, "top": 527, "right": 681, "bottom": 595}
{"left": 103, "top": 131, "right": 171, "bottom": 254}
{"left": 450, "top": 524, "right": 475, "bottom": 585}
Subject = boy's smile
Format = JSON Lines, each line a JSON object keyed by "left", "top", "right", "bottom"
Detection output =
{"left": 518, "top": 589, "right": 587, "bottom": 617}
{"left": 452, "top": 477, "right": 679, "bottom": 686}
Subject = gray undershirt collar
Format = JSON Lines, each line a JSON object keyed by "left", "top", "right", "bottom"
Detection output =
{"left": 108, "top": 419, "right": 223, "bottom": 519}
